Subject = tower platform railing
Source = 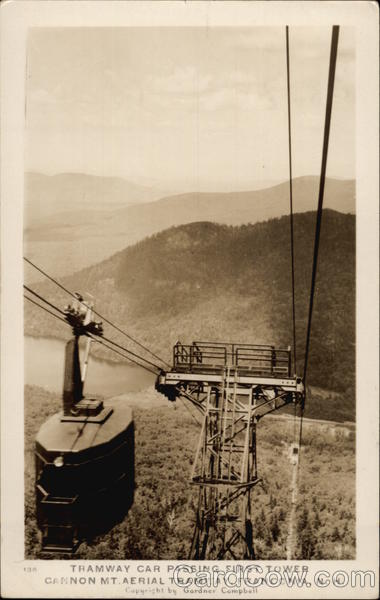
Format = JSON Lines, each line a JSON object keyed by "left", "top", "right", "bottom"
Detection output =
{"left": 173, "top": 341, "right": 291, "bottom": 377}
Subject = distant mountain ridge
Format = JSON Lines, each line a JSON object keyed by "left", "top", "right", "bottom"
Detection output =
{"left": 24, "top": 174, "right": 355, "bottom": 280}
{"left": 25, "top": 171, "right": 169, "bottom": 226}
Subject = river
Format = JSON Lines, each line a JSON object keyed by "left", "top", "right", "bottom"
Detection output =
{"left": 25, "top": 336, "right": 155, "bottom": 397}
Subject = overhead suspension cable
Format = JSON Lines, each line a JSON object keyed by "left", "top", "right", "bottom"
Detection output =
{"left": 24, "top": 285, "right": 161, "bottom": 373}
{"left": 101, "top": 334, "right": 161, "bottom": 372}
{"left": 24, "top": 294, "right": 68, "bottom": 325}
{"left": 285, "top": 26, "right": 339, "bottom": 561}
{"left": 303, "top": 25, "right": 340, "bottom": 386}
{"left": 24, "top": 256, "right": 170, "bottom": 368}
{"left": 285, "top": 25, "right": 297, "bottom": 374}
{"left": 24, "top": 284, "right": 66, "bottom": 316}
{"left": 88, "top": 335, "right": 158, "bottom": 375}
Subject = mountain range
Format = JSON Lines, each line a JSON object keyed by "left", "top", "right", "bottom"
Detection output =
{"left": 25, "top": 172, "right": 168, "bottom": 224}
{"left": 24, "top": 173, "right": 355, "bottom": 279}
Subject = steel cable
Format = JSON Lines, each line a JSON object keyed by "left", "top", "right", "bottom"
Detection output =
{"left": 24, "top": 294, "right": 68, "bottom": 324}
{"left": 88, "top": 335, "right": 158, "bottom": 375}
{"left": 24, "top": 287, "right": 160, "bottom": 375}
{"left": 285, "top": 25, "right": 297, "bottom": 374}
{"left": 24, "top": 284, "right": 67, "bottom": 316}
{"left": 24, "top": 256, "right": 170, "bottom": 368}
{"left": 303, "top": 25, "right": 340, "bottom": 386}
{"left": 284, "top": 25, "right": 339, "bottom": 561}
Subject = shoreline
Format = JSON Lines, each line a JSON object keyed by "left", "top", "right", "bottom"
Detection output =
{"left": 24, "top": 331, "right": 155, "bottom": 368}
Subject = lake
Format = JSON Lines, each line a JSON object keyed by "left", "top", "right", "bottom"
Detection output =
{"left": 25, "top": 336, "right": 155, "bottom": 397}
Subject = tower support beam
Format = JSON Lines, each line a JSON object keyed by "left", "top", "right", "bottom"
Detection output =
{"left": 156, "top": 341, "right": 304, "bottom": 560}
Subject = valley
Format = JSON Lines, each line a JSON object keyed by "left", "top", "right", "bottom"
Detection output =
{"left": 24, "top": 210, "right": 355, "bottom": 422}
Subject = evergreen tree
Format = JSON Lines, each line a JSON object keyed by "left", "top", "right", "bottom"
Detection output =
{"left": 300, "top": 522, "right": 316, "bottom": 559}
{"left": 313, "top": 510, "right": 322, "bottom": 529}
{"left": 270, "top": 515, "right": 280, "bottom": 542}
{"left": 297, "top": 507, "right": 309, "bottom": 533}
{"left": 331, "top": 526, "right": 341, "bottom": 542}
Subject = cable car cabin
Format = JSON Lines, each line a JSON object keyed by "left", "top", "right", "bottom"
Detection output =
{"left": 35, "top": 338, "right": 134, "bottom": 554}
{"left": 172, "top": 341, "right": 291, "bottom": 377}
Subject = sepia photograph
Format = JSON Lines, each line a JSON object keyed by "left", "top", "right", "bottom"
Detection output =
{"left": 1, "top": 1, "right": 378, "bottom": 598}
{"left": 23, "top": 21, "right": 356, "bottom": 560}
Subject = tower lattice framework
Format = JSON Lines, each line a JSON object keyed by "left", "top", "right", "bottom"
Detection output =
{"left": 156, "top": 342, "right": 304, "bottom": 560}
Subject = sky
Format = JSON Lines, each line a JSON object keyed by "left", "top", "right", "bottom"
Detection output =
{"left": 25, "top": 26, "right": 355, "bottom": 192}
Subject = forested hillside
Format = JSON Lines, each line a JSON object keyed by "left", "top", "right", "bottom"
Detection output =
{"left": 25, "top": 210, "right": 355, "bottom": 420}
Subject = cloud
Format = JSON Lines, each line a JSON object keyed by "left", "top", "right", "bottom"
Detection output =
{"left": 223, "top": 28, "right": 283, "bottom": 52}
{"left": 224, "top": 26, "right": 355, "bottom": 67}
{"left": 198, "top": 86, "right": 276, "bottom": 112}
{"left": 26, "top": 26, "right": 355, "bottom": 184}
{"left": 144, "top": 63, "right": 280, "bottom": 114}
{"left": 148, "top": 65, "right": 212, "bottom": 96}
